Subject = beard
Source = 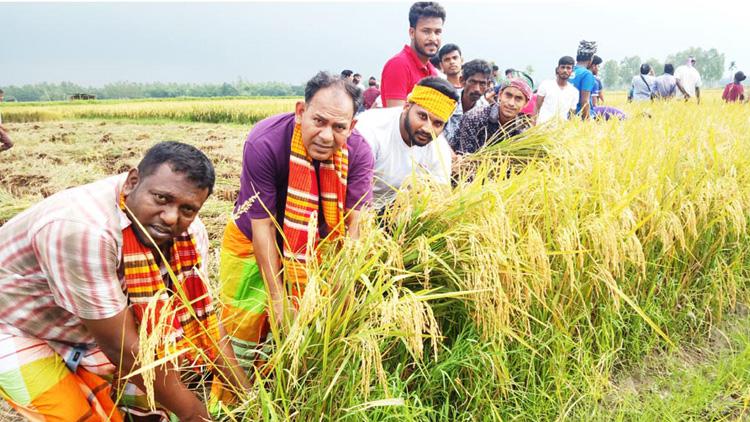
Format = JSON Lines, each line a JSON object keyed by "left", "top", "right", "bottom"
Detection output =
{"left": 414, "top": 40, "right": 438, "bottom": 59}
{"left": 403, "top": 109, "right": 431, "bottom": 147}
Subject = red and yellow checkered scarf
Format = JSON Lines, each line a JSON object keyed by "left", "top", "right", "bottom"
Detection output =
{"left": 121, "top": 197, "right": 220, "bottom": 365}
{"left": 282, "top": 123, "right": 348, "bottom": 291}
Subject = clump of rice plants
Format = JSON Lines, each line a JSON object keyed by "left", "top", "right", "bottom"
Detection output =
{"left": 214, "top": 99, "right": 750, "bottom": 420}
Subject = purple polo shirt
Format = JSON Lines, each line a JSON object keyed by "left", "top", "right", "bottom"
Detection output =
{"left": 234, "top": 112, "right": 374, "bottom": 241}
{"left": 380, "top": 45, "right": 438, "bottom": 104}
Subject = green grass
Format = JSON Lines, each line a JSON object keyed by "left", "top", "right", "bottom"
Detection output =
{"left": 583, "top": 308, "right": 750, "bottom": 421}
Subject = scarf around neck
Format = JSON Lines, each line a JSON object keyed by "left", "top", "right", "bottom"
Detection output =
{"left": 282, "top": 122, "right": 348, "bottom": 288}
{"left": 121, "top": 197, "right": 220, "bottom": 365}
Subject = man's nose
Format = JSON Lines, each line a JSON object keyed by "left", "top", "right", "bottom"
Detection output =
{"left": 161, "top": 206, "right": 179, "bottom": 226}
{"left": 319, "top": 125, "right": 334, "bottom": 142}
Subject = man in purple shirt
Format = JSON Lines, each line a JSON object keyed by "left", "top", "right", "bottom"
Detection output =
{"left": 215, "top": 72, "right": 374, "bottom": 380}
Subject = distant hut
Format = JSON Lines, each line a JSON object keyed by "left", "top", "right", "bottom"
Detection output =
{"left": 69, "top": 93, "right": 96, "bottom": 100}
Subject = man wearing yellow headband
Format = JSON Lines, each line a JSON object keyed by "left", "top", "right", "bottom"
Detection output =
{"left": 356, "top": 77, "right": 459, "bottom": 209}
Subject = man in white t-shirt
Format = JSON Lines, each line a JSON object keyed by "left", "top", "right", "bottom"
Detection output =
{"left": 355, "top": 77, "right": 458, "bottom": 209}
{"left": 674, "top": 56, "right": 702, "bottom": 104}
{"left": 0, "top": 88, "right": 13, "bottom": 152}
{"left": 535, "top": 56, "right": 579, "bottom": 124}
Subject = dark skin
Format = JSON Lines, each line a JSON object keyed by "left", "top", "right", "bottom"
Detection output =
{"left": 83, "top": 164, "right": 250, "bottom": 421}
{"left": 461, "top": 73, "right": 490, "bottom": 113}
{"left": 399, "top": 102, "right": 447, "bottom": 147}
{"left": 0, "top": 94, "right": 12, "bottom": 152}
{"left": 535, "top": 64, "right": 573, "bottom": 120}
{"left": 497, "top": 87, "right": 528, "bottom": 125}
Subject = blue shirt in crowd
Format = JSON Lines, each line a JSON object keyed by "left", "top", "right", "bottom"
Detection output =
{"left": 569, "top": 65, "right": 596, "bottom": 114}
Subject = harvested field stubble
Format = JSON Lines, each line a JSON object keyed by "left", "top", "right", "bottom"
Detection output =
{"left": 1, "top": 94, "right": 750, "bottom": 420}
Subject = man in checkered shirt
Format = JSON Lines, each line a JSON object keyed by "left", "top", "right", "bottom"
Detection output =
{"left": 0, "top": 142, "right": 249, "bottom": 421}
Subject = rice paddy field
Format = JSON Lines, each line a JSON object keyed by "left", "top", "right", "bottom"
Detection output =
{"left": 2, "top": 90, "right": 750, "bottom": 421}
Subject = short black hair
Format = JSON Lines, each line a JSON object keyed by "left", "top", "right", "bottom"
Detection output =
{"left": 492, "top": 64, "right": 499, "bottom": 72}
{"left": 640, "top": 63, "right": 651, "bottom": 75}
{"left": 591, "top": 55, "right": 603, "bottom": 66}
{"left": 558, "top": 56, "right": 575, "bottom": 66}
{"left": 429, "top": 55, "right": 442, "bottom": 68}
{"left": 353, "top": 73, "right": 361, "bottom": 78}
{"left": 438, "top": 43, "right": 461, "bottom": 61}
{"left": 504, "top": 68, "right": 515, "bottom": 76}
{"left": 137, "top": 141, "right": 215, "bottom": 195}
{"left": 663, "top": 63, "right": 675, "bottom": 75}
{"left": 305, "top": 71, "right": 362, "bottom": 117}
{"left": 415, "top": 76, "right": 459, "bottom": 102}
{"left": 340, "top": 69, "right": 353, "bottom": 78}
{"left": 408, "top": 2, "right": 446, "bottom": 28}
{"left": 368, "top": 78, "right": 377, "bottom": 87}
{"left": 461, "top": 59, "right": 492, "bottom": 81}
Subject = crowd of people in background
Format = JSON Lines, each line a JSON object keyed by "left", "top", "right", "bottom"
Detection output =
{"left": 337, "top": 4, "right": 748, "bottom": 161}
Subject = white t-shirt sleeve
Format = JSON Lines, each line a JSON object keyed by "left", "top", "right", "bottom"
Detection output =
{"left": 537, "top": 80, "right": 549, "bottom": 97}
{"left": 428, "top": 136, "right": 453, "bottom": 185}
{"left": 674, "top": 67, "right": 684, "bottom": 81}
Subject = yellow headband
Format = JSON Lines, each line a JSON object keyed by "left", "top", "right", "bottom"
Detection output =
{"left": 406, "top": 85, "right": 457, "bottom": 122}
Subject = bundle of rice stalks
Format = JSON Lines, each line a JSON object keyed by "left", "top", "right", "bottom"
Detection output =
{"left": 216, "top": 100, "right": 750, "bottom": 420}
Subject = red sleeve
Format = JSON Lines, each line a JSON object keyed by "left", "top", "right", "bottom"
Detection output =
{"left": 381, "top": 58, "right": 410, "bottom": 103}
{"left": 722, "top": 84, "right": 730, "bottom": 100}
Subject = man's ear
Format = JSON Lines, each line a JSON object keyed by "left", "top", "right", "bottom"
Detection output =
{"left": 408, "top": 26, "right": 416, "bottom": 42}
{"left": 294, "top": 101, "right": 306, "bottom": 123}
{"left": 122, "top": 168, "right": 139, "bottom": 196}
{"left": 459, "top": 75, "right": 465, "bottom": 86}
{"left": 349, "top": 118, "right": 358, "bottom": 133}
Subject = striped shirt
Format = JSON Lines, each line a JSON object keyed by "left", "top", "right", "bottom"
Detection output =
{"left": 0, "top": 174, "right": 209, "bottom": 358}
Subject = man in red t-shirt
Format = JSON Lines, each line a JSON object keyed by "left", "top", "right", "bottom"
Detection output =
{"left": 380, "top": 2, "right": 445, "bottom": 107}
{"left": 722, "top": 71, "right": 746, "bottom": 103}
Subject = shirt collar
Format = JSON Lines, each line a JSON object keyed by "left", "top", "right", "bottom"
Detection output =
{"left": 116, "top": 174, "right": 132, "bottom": 231}
{"left": 402, "top": 44, "right": 433, "bottom": 74}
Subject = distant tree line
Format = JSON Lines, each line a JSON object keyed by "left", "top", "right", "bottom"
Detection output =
{"left": 599, "top": 47, "right": 726, "bottom": 90}
{"left": 1, "top": 79, "right": 304, "bottom": 102}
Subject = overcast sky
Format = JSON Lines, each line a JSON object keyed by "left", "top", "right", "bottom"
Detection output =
{"left": 1, "top": 0, "right": 747, "bottom": 86}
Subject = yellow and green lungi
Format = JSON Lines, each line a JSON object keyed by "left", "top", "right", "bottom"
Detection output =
{"left": 218, "top": 220, "right": 273, "bottom": 372}
{"left": 0, "top": 332, "right": 176, "bottom": 421}
{"left": 0, "top": 333, "right": 120, "bottom": 422}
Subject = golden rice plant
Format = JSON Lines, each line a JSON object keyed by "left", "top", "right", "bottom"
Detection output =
{"left": 0, "top": 98, "right": 298, "bottom": 124}
{"left": 214, "top": 96, "right": 750, "bottom": 420}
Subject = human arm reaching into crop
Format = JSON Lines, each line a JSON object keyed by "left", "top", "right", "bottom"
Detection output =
{"left": 82, "top": 311, "right": 211, "bottom": 422}
{"left": 676, "top": 79, "right": 689, "bottom": 99}
{"left": 250, "top": 217, "right": 286, "bottom": 327}
{"left": 579, "top": 90, "right": 592, "bottom": 119}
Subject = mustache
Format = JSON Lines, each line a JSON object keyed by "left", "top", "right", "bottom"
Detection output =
{"left": 414, "top": 130, "right": 432, "bottom": 139}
